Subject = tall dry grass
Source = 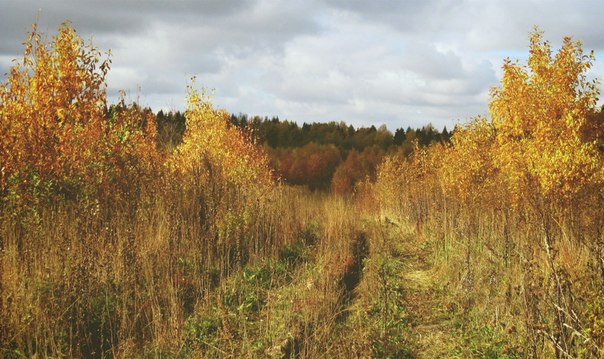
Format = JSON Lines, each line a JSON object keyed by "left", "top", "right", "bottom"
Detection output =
{"left": 373, "top": 147, "right": 604, "bottom": 358}
{"left": 0, "top": 183, "right": 335, "bottom": 357}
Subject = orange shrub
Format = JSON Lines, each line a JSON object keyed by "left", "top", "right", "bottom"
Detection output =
{"left": 332, "top": 146, "right": 384, "bottom": 195}
{"left": 168, "top": 84, "right": 273, "bottom": 192}
{"left": 489, "top": 29, "right": 603, "bottom": 205}
{"left": 437, "top": 117, "right": 498, "bottom": 206}
{"left": 0, "top": 22, "right": 160, "bottom": 203}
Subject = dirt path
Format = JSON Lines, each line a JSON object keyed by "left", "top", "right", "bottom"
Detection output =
{"left": 386, "top": 222, "right": 461, "bottom": 358}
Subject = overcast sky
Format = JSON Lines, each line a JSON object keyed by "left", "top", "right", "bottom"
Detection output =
{"left": 1, "top": 1, "right": 604, "bottom": 130}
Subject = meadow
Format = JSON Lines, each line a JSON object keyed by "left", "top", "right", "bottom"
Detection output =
{"left": 1, "top": 23, "right": 603, "bottom": 358}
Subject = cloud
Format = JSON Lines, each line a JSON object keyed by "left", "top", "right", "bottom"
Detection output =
{"left": 0, "top": 55, "right": 13, "bottom": 78}
{"left": 1, "top": 0, "right": 603, "bottom": 130}
{"left": 218, "top": 10, "right": 497, "bottom": 129}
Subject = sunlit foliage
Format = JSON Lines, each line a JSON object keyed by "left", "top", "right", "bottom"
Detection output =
{"left": 169, "top": 84, "right": 273, "bottom": 191}
{"left": 374, "top": 29, "right": 604, "bottom": 357}
{"left": 1, "top": 23, "right": 282, "bottom": 358}
{"left": 0, "top": 22, "right": 158, "bottom": 203}
{"left": 490, "top": 29, "right": 602, "bottom": 204}
{"left": 438, "top": 117, "right": 498, "bottom": 205}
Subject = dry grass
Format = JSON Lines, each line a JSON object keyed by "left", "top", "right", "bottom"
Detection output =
{"left": 4, "top": 160, "right": 601, "bottom": 358}
{"left": 1, "top": 187, "right": 391, "bottom": 358}
{"left": 374, "top": 182, "right": 604, "bottom": 357}
{"left": 0, "top": 184, "right": 318, "bottom": 357}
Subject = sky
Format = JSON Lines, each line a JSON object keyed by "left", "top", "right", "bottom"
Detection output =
{"left": 1, "top": 1, "right": 604, "bottom": 130}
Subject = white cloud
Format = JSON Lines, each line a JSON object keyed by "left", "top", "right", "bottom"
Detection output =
{"left": 1, "top": 0, "right": 603, "bottom": 130}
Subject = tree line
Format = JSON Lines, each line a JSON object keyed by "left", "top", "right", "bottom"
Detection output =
{"left": 156, "top": 111, "right": 452, "bottom": 192}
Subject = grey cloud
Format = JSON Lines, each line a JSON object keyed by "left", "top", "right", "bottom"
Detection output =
{"left": 0, "top": 1, "right": 145, "bottom": 54}
{"left": 0, "top": 0, "right": 318, "bottom": 54}
{"left": 1, "top": 0, "right": 603, "bottom": 131}
{"left": 324, "top": 0, "right": 431, "bottom": 31}
{"left": 324, "top": 0, "right": 604, "bottom": 52}
{"left": 400, "top": 41, "right": 465, "bottom": 80}
{"left": 0, "top": 63, "right": 9, "bottom": 78}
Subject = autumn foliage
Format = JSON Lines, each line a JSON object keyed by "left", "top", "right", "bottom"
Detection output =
{"left": 490, "top": 30, "right": 603, "bottom": 205}
{"left": 375, "top": 29, "right": 604, "bottom": 356}
{"left": 0, "top": 23, "right": 282, "bottom": 357}
{"left": 3, "top": 20, "right": 604, "bottom": 358}
{"left": 332, "top": 146, "right": 385, "bottom": 195}
{"left": 0, "top": 23, "right": 160, "bottom": 203}
{"left": 172, "top": 87, "right": 271, "bottom": 184}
